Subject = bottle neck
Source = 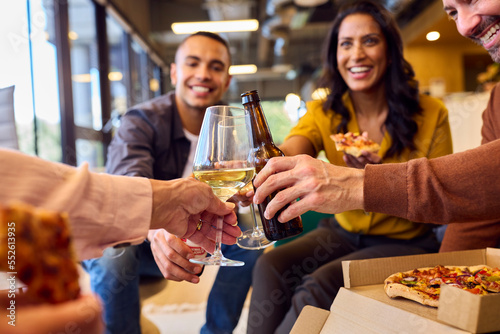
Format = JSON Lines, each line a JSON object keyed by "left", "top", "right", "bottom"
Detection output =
{"left": 244, "top": 102, "right": 274, "bottom": 146}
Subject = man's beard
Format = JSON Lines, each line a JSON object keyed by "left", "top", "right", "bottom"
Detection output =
{"left": 489, "top": 47, "right": 500, "bottom": 63}
{"left": 468, "top": 16, "right": 500, "bottom": 63}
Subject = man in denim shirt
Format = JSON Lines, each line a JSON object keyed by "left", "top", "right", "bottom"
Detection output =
{"left": 83, "top": 31, "right": 263, "bottom": 334}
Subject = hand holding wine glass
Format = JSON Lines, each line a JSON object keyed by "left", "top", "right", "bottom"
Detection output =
{"left": 191, "top": 105, "right": 255, "bottom": 266}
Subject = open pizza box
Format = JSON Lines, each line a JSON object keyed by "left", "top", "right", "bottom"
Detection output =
{"left": 290, "top": 248, "right": 500, "bottom": 334}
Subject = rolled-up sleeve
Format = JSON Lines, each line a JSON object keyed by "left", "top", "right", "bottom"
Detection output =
{"left": 364, "top": 140, "right": 500, "bottom": 224}
{"left": 0, "top": 149, "right": 152, "bottom": 260}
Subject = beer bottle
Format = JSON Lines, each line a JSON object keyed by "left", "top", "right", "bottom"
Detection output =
{"left": 241, "top": 90, "right": 303, "bottom": 241}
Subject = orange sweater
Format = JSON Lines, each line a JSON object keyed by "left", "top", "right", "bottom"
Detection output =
{"left": 364, "top": 84, "right": 500, "bottom": 252}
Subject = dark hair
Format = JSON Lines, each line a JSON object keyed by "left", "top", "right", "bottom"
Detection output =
{"left": 180, "top": 31, "right": 232, "bottom": 64}
{"left": 317, "top": 0, "right": 420, "bottom": 158}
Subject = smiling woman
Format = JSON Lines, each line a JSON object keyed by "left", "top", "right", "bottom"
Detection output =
{"left": 247, "top": 1, "right": 453, "bottom": 333}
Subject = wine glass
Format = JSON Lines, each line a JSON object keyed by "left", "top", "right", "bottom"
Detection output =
{"left": 236, "top": 183, "right": 276, "bottom": 250}
{"left": 191, "top": 105, "right": 255, "bottom": 266}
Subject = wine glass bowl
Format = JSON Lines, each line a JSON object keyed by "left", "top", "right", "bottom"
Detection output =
{"left": 191, "top": 105, "right": 255, "bottom": 266}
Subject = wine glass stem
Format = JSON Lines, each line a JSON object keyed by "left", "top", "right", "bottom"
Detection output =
{"left": 249, "top": 204, "right": 264, "bottom": 238}
{"left": 213, "top": 215, "right": 223, "bottom": 257}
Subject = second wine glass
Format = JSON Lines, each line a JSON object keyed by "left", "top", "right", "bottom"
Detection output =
{"left": 191, "top": 105, "right": 255, "bottom": 266}
{"left": 236, "top": 183, "right": 276, "bottom": 250}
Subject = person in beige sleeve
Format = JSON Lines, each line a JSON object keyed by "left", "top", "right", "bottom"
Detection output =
{"left": 252, "top": 0, "right": 500, "bottom": 254}
{"left": 0, "top": 148, "right": 240, "bottom": 334}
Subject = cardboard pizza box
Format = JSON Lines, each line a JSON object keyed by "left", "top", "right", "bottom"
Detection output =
{"left": 290, "top": 248, "right": 500, "bottom": 334}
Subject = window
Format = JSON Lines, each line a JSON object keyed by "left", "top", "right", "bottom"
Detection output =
{"left": 1, "top": 0, "right": 165, "bottom": 167}
{"left": 0, "top": 0, "right": 62, "bottom": 161}
{"left": 107, "top": 14, "right": 128, "bottom": 127}
{"left": 129, "top": 39, "right": 150, "bottom": 106}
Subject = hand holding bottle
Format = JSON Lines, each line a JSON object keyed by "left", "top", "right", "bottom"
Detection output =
{"left": 241, "top": 90, "right": 303, "bottom": 241}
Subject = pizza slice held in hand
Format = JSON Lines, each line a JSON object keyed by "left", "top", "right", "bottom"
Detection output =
{"left": 330, "top": 132, "right": 380, "bottom": 157}
{"left": 0, "top": 202, "right": 80, "bottom": 304}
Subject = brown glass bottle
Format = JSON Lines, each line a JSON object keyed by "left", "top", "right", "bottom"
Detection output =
{"left": 241, "top": 90, "right": 303, "bottom": 241}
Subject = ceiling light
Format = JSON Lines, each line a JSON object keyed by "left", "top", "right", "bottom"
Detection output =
{"left": 311, "top": 88, "right": 329, "bottom": 100}
{"left": 68, "top": 31, "right": 78, "bottom": 40}
{"left": 149, "top": 78, "right": 160, "bottom": 92}
{"left": 72, "top": 73, "right": 91, "bottom": 83}
{"left": 172, "top": 19, "right": 259, "bottom": 35}
{"left": 285, "top": 93, "right": 301, "bottom": 110}
{"left": 108, "top": 72, "right": 123, "bottom": 81}
{"left": 426, "top": 31, "right": 440, "bottom": 41}
{"left": 229, "top": 64, "right": 258, "bottom": 75}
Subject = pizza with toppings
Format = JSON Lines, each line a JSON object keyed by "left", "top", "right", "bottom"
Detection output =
{"left": 0, "top": 202, "right": 80, "bottom": 304}
{"left": 384, "top": 265, "right": 500, "bottom": 307}
{"left": 330, "top": 132, "right": 380, "bottom": 157}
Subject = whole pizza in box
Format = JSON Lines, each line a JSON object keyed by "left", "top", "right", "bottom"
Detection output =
{"left": 0, "top": 202, "right": 80, "bottom": 304}
{"left": 384, "top": 264, "right": 500, "bottom": 307}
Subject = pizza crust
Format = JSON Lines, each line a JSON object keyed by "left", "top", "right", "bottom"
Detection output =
{"left": 0, "top": 202, "right": 80, "bottom": 304}
{"left": 384, "top": 281, "right": 439, "bottom": 307}
{"left": 342, "top": 144, "right": 380, "bottom": 157}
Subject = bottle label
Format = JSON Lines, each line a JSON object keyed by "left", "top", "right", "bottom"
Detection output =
{"left": 181, "top": 238, "right": 207, "bottom": 259}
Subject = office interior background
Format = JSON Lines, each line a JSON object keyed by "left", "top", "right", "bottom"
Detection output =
{"left": 0, "top": 0, "right": 493, "bottom": 169}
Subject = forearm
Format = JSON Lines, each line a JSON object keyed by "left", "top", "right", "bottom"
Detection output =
{"left": 440, "top": 220, "right": 500, "bottom": 252}
{"left": 364, "top": 140, "right": 500, "bottom": 223}
{"left": 0, "top": 149, "right": 151, "bottom": 259}
{"left": 279, "top": 135, "right": 316, "bottom": 157}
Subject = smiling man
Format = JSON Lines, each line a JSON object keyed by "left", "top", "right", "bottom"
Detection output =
{"left": 443, "top": 0, "right": 500, "bottom": 62}
{"left": 82, "top": 32, "right": 264, "bottom": 334}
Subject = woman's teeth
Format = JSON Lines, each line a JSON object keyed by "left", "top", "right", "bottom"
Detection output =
{"left": 350, "top": 66, "right": 370, "bottom": 73}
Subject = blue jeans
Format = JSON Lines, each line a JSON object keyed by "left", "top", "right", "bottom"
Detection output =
{"left": 82, "top": 242, "right": 262, "bottom": 334}
{"left": 201, "top": 244, "right": 264, "bottom": 334}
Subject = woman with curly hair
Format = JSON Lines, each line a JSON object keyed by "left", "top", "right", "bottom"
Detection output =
{"left": 247, "top": 1, "right": 452, "bottom": 333}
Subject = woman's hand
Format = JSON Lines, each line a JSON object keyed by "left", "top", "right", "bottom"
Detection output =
{"left": 343, "top": 150, "right": 381, "bottom": 168}
{"left": 229, "top": 182, "right": 254, "bottom": 207}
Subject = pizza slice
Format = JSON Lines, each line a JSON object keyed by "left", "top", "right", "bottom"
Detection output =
{"left": 330, "top": 132, "right": 380, "bottom": 157}
{"left": 0, "top": 202, "right": 80, "bottom": 304}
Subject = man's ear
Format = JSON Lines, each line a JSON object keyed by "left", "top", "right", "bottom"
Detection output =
{"left": 224, "top": 74, "right": 233, "bottom": 90}
{"left": 170, "top": 63, "right": 177, "bottom": 86}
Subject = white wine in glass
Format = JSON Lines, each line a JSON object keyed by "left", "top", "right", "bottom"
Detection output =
{"left": 191, "top": 105, "right": 255, "bottom": 266}
{"left": 193, "top": 168, "right": 254, "bottom": 203}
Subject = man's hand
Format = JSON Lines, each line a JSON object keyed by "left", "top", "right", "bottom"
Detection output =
{"left": 149, "top": 177, "right": 241, "bottom": 254}
{"left": 148, "top": 229, "right": 203, "bottom": 283}
{"left": 252, "top": 155, "right": 365, "bottom": 222}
